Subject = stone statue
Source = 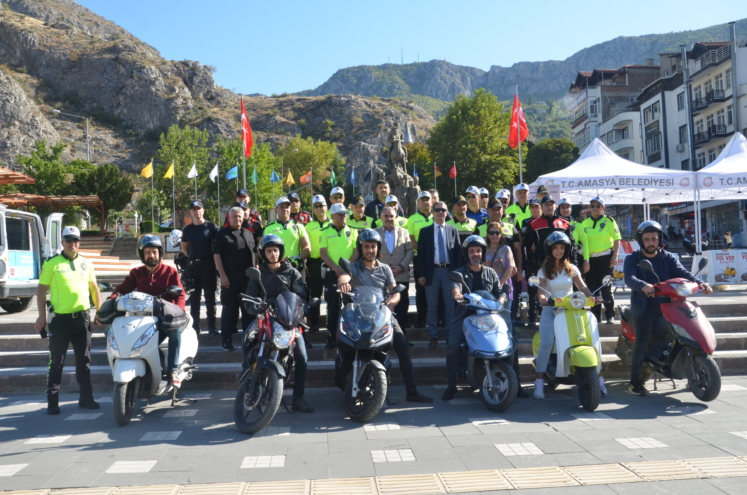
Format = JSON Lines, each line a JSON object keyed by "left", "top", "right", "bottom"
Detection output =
{"left": 387, "top": 122, "right": 408, "bottom": 171}
{"left": 380, "top": 121, "right": 419, "bottom": 215}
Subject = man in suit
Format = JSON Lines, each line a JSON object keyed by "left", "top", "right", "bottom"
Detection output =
{"left": 417, "top": 201, "right": 464, "bottom": 347}
{"left": 376, "top": 206, "right": 414, "bottom": 335}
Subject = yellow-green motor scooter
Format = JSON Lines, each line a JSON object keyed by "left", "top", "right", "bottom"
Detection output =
{"left": 528, "top": 276, "right": 611, "bottom": 411}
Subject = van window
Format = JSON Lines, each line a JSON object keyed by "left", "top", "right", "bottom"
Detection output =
{"left": 50, "top": 221, "right": 60, "bottom": 252}
{"left": 7, "top": 218, "right": 31, "bottom": 251}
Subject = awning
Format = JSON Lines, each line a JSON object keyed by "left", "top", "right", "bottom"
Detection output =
{"left": 0, "top": 167, "right": 36, "bottom": 186}
{"left": 0, "top": 194, "right": 102, "bottom": 209}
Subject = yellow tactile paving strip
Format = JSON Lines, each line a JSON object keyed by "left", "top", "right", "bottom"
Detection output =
{"left": 5, "top": 455, "right": 747, "bottom": 495}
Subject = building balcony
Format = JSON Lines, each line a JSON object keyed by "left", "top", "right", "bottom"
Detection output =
{"left": 687, "top": 45, "right": 731, "bottom": 78}
{"left": 692, "top": 98, "right": 708, "bottom": 111}
{"left": 706, "top": 89, "right": 727, "bottom": 103}
{"left": 571, "top": 113, "right": 588, "bottom": 128}
{"left": 693, "top": 126, "right": 733, "bottom": 149}
{"left": 693, "top": 130, "right": 711, "bottom": 145}
{"left": 646, "top": 151, "right": 662, "bottom": 164}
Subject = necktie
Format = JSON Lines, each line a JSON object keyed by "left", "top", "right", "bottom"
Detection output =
{"left": 438, "top": 225, "right": 447, "bottom": 265}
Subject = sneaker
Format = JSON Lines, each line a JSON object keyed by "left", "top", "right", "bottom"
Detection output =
{"left": 599, "top": 377, "right": 608, "bottom": 397}
{"left": 171, "top": 371, "right": 181, "bottom": 388}
{"left": 78, "top": 399, "right": 100, "bottom": 410}
{"left": 209, "top": 328, "right": 220, "bottom": 336}
{"left": 222, "top": 339, "right": 235, "bottom": 352}
{"left": 441, "top": 385, "right": 458, "bottom": 401}
{"left": 627, "top": 380, "right": 647, "bottom": 396}
{"left": 533, "top": 379, "right": 545, "bottom": 399}
{"left": 606, "top": 317, "right": 616, "bottom": 325}
{"left": 292, "top": 398, "right": 314, "bottom": 413}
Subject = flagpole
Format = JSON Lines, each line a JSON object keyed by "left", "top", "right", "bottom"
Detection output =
{"left": 150, "top": 163, "right": 154, "bottom": 231}
{"left": 172, "top": 172, "right": 176, "bottom": 229}
{"left": 281, "top": 159, "right": 284, "bottom": 194}
{"left": 517, "top": 85, "right": 523, "bottom": 184}
{"left": 453, "top": 161, "right": 457, "bottom": 197}
{"left": 241, "top": 95, "right": 247, "bottom": 190}
{"left": 433, "top": 162, "right": 437, "bottom": 189}
{"left": 216, "top": 162, "right": 220, "bottom": 219}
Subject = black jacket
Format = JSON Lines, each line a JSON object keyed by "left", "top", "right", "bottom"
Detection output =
{"left": 213, "top": 227, "right": 256, "bottom": 279}
{"left": 417, "top": 223, "right": 464, "bottom": 285}
{"left": 246, "top": 260, "right": 307, "bottom": 304}
{"left": 451, "top": 265, "right": 503, "bottom": 322}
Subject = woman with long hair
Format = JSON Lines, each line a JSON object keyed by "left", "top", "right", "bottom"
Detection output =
{"left": 533, "top": 232, "right": 605, "bottom": 399}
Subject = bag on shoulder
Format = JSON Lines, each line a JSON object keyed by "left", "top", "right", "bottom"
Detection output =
{"left": 154, "top": 298, "right": 188, "bottom": 332}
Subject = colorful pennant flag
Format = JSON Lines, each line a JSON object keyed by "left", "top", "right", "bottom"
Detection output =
{"left": 300, "top": 170, "right": 312, "bottom": 185}
{"left": 187, "top": 162, "right": 198, "bottom": 179}
{"left": 435, "top": 166, "right": 442, "bottom": 177}
{"left": 270, "top": 170, "right": 280, "bottom": 183}
{"left": 226, "top": 166, "right": 238, "bottom": 180}
{"left": 240, "top": 97, "right": 253, "bottom": 158}
{"left": 413, "top": 164, "right": 418, "bottom": 178}
{"left": 329, "top": 168, "right": 337, "bottom": 186}
{"left": 250, "top": 165, "right": 259, "bottom": 185}
{"left": 350, "top": 168, "right": 356, "bottom": 186}
{"left": 163, "top": 163, "right": 174, "bottom": 179}
{"left": 141, "top": 161, "right": 153, "bottom": 179}
{"left": 285, "top": 170, "right": 295, "bottom": 186}
{"left": 209, "top": 163, "right": 219, "bottom": 183}
{"left": 449, "top": 164, "right": 457, "bottom": 179}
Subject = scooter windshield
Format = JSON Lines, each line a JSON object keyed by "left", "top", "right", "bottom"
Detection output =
{"left": 342, "top": 286, "right": 385, "bottom": 335}
{"left": 274, "top": 291, "right": 305, "bottom": 328}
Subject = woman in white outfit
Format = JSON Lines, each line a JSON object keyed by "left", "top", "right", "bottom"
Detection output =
{"left": 533, "top": 232, "right": 606, "bottom": 399}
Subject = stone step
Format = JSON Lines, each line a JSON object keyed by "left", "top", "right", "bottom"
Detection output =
{"left": 3, "top": 350, "right": 747, "bottom": 393}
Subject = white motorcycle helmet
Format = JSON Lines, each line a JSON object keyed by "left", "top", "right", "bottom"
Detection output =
{"left": 170, "top": 229, "right": 182, "bottom": 247}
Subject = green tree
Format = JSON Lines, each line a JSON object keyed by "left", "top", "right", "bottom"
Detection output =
{"left": 405, "top": 141, "right": 434, "bottom": 189}
{"left": 18, "top": 140, "right": 69, "bottom": 197}
{"left": 427, "top": 89, "right": 527, "bottom": 197}
{"left": 276, "top": 136, "right": 345, "bottom": 208}
{"left": 72, "top": 164, "right": 134, "bottom": 231}
{"left": 524, "top": 138, "right": 579, "bottom": 184}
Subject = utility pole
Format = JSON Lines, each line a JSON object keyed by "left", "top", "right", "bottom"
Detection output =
{"left": 401, "top": 47, "right": 403, "bottom": 65}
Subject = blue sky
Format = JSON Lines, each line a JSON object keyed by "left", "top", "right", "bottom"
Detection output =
{"left": 77, "top": 0, "right": 743, "bottom": 96}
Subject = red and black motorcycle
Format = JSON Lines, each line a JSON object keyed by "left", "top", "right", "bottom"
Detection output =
{"left": 616, "top": 258, "right": 721, "bottom": 402}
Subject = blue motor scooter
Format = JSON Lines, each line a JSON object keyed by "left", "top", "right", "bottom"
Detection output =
{"left": 449, "top": 272, "right": 518, "bottom": 412}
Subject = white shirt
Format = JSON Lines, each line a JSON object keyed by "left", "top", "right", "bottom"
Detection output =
{"left": 433, "top": 222, "right": 447, "bottom": 265}
{"left": 537, "top": 265, "right": 580, "bottom": 298}
{"left": 383, "top": 228, "right": 395, "bottom": 254}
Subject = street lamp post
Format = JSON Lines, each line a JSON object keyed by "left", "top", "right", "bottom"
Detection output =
{"left": 51, "top": 109, "right": 90, "bottom": 162}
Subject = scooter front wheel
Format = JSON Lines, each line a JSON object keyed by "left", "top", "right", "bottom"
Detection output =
{"left": 476, "top": 361, "right": 518, "bottom": 412}
{"left": 113, "top": 378, "right": 139, "bottom": 427}
{"left": 575, "top": 368, "right": 600, "bottom": 411}
{"left": 345, "top": 366, "right": 387, "bottom": 423}
{"left": 687, "top": 354, "right": 721, "bottom": 402}
{"left": 234, "top": 367, "right": 283, "bottom": 435}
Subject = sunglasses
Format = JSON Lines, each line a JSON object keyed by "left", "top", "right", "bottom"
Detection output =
{"left": 466, "top": 194, "right": 476, "bottom": 199}
{"left": 313, "top": 204, "right": 325, "bottom": 208}
{"left": 480, "top": 194, "right": 489, "bottom": 198}
{"left": 63, "top": 237, "right": 81, "bottom": 244}
{"left": 433, "top": 208, "right": 448, "bottom": 213}
{"left": 488, "top": 231, "right": 502, "bottom": 236}
{"left": 590, "top": 204, "right": 603, "bottom": 208}
{"left": 331, "top": 195, "right": 343, "bottom": 200}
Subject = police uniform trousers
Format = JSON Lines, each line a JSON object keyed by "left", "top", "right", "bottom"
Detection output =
{"left": 583, "top": 253, "right": 615, "bottom": 321}
{"left": 190, "top": 258, "right": 217, "bottom": 331}
{"left": 47, "top": 311, "right": 94, "bottom": 407}
{"left": 221, "top": 273, "right": 252, "bottom": 340}
{"left": 323, "top": 270, "right": 341, "bottom": 343}
{"left": 306, "top": 258, "right": 324, "bottom": 330}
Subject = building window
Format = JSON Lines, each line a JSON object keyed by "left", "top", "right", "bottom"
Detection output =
{"left": 643, "top": 102, "right": 660, "bottom": 125}
{"left": 704, "top": 79, "right": 712, "bottom": 95}
{"left": 606, "top": 131, "right": 614, "bottom": 145}
{"left": 706, "top": 114, "right": 715, "bottom": 129}
{"left": 677, "top": 92, "right": 685, "bottom": 110}
{"left": 714, "top": 73, "right": 724, "bottom": 90}
{"left": 695, "top": 119, "right": 704, "bottom": 134}
{"left": 696, "top": 152, "right": 706, "bottom": 170}
{"left": 693, "top": 85, "right": 702, "bottom": 100}
{"left": 682, "top": 159, "right": 690, "bottom": 171}
{"left": 645, "top": 121, "right": 662, "bottom": 161}
{"left": 679, "top": 125, "right": 688, "bottom": 145}
{"left": 652, "top": 101, "right": 660, "bottom": 121}
{"left": 718, "top": 144, "right": 725, "bottom": 153}
{"left": 727, "top": 104, "right": 733, "bottom": 125}
{"left": 589, "top": 99, "right": 599, "bottom": 117}
{"left": 716, "top": 109, "right": 725, "bottom": 126}
{"left": 621, "top": 126, "right": 629, "bottom": 139}
{"left": 726, "top": 68, "right": 732, "bottom": 89}
{"left": 708, "top": 148, "right": 717, "bottom": 163}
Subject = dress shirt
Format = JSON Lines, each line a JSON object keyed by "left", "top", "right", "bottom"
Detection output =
{"left": 433, "top": 222, "right": 447, "bottom": 265}
{"left": 383, "top": 227, "right": 395, "bottom": 254}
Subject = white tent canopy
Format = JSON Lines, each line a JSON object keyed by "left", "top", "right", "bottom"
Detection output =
{"left": 536, "top": 138, "right": 696, "bottom": 205}
{"left": 697, "top": 132, "right": 747, "bottom": 201}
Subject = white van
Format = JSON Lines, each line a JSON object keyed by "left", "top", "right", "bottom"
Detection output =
{"left": 0, "top": 205, "right": 63, "bottom": 313}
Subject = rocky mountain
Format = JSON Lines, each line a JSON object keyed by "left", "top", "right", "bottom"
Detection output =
{"left": 0, "top": 0, "right": 433, "bottom": 184}
{"left": 307, "top": 18, "right": 747, "bottom": 102}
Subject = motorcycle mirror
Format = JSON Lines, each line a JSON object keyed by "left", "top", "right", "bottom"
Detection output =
{"left": 448, "top": 272, "right": 465, "bottom": 284}
{"left": 98, "top": 282, "right": 113, "bottom": 292}
{"left": 638, "top": 259, "right": 654, "bottom": 273}
{"left": 392, "top": 284, "right": 406, "bottom": 294}
{"left": 338, "top": 257, "right": 352, "bottom": 275}
{"left": 246, "top": 267, "right": 261, "bottom": 280}
{"left": 602, "top": 275, "right": 613, "bottom": 285}
{"left": 527, "top": 276, "right": 540, "bottom": 287}
{"left": 307, "top": 298, "right": 321, "bottom": 309}
{"left": 166, "top": 285, "right": 183, "bottom": 296}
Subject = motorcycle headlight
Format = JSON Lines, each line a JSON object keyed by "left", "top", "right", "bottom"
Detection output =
{"left": 469, "top": 316, "right": 499, "bottom": 332}
{"left": 569, "top": 292, "right": 586, "bottom": 310}
{"left": 371, "top": 324, "right": 391, "bottom": 341}
{"left": 130, "top": 325, "right": 157, "bottom": 357}
{"left": 106, "top": 328, "right": 120, "bottom": 358}
{"left": 672, "top": 283, "right": 695, "bottom": 297}
{"left": 272, "top": 322, "right": 292, "bottom": 349}
{"left": 124, "top": 298, "right": 148, "bottom": 313}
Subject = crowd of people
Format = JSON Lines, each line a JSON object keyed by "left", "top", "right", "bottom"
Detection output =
{"left": 35, "top": 178, "right": 714, "bottom": 415}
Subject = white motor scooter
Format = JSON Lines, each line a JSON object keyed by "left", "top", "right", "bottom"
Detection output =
{"left": 101, "top": 287, "right": 198, "bottom": 426}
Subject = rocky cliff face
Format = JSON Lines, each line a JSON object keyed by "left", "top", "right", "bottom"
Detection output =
{"left": 0, "top": 0, "right": 434, "bottom": 183}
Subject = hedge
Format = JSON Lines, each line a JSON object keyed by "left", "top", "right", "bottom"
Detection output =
{"left": 141, "top": 220, "right": 157, "bottom": 234}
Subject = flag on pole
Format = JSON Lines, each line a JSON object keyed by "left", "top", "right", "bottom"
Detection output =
{"left": 435, "top": 165, "right": 442, "bottom": 177}
{"left": 285, "top": 170, "right": 295, "bottom": 187}
{"left": 209, "top": 163, "right": 219, "bottom": 182}
{"left": 187, "top": 162, "right": 198, "bottom": 179}
{"left": 250, "top": 166, "right": 259, "bottom": 185}
{"left": 300, "top": 170, "right": 312, "bottom": 185}
{"left": 449, "top": 164, "right": 457, "bottom": 179}
{"left": 413, "top": 164, "right": 418, "bottom": 178}
{"left": 226, "top": 166, "right": 238, "bottom": 180}
{"left": 329, "top": 168, "right": 337, "bottom": 186}
{"left": 508, "top": 92, "right": 529, "bottom": 148}
{"left": 350, "top": 168, "right": 356, "bottom": 186}
{"left": 240, "top": 98, "right": 253, "bottom": 158}
{"left": 141, "top": 161, "right": 153, "bottom": 178}
{"left": 163, "top": 163, "right": 174, "bottom": 179}
{"left": 270, "top": 170, "right": 280, "bottom": 183}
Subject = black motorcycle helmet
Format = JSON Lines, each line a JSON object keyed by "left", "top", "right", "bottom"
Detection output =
{"left": 636, "top": 220, "right": 664, "bottom": 248}
{"left": 258, "top": 234, "right": 285, "bottom": 263}
{"left": 357, "top": 229, "right": 382, "bottom": 259}
{"left": 545, "top": 231, "right": 571, "bottom": 260}
{"left": 462, "top": 235, "right": 487, "bottom": 263}
{"left": 137, "top": 235, "right": 163, "bottom": 263}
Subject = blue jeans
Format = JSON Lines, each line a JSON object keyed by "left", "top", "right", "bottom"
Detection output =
{"left": 535, "top": 306, "right": 555, "bottom": 374}
{"left": 159, "top": 329, "right": 181, "bottom": 374}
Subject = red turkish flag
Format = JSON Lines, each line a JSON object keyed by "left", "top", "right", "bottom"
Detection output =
{"left": 449, "top": 164, "right": 457, "bottom": 179}
{"left": 508, "top": 93, "right": 529, "bottom": 149}
{"left": 240, "top": 97, "right": 253, "bottom": 158}
{"left": 300, "top": 170, "right": 312, "bottom": 185}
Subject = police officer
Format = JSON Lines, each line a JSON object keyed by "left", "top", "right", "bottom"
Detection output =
{"left": 577, "top": 196, "right": 621, "bottom": 324}
{"left": 465, "top": 186, "right": 488, "bottom": 225}
{"left": 478, "top": 187, "right": 490, "bottom": 210}
{"left": 320, "top": 203, "right": 358, "bottom": 349}
{"left": 557, "top": 198, "right": 584, "bottom": 271}
{"left": 181, "top": 201, "right": 219, "bottom": 334}
{"left": 374, "top": 195, "right": 408, "bottom": 228}
{"left": 408, "top": 191, "right": 434, "bottom": 328}
{"left": 289, "top": 192, "right": 311, "bottom": 224}
{"left": 447, "top": 195, "right": 477, "bottom": 244}
{"left": 263, "top": 196, "right": 310, "bottom": 267}
{"left": 347, "top": 196, "right": 375, "bottom": 230}
{"left": 225, "top": 190, "right": 263, "bottom": 242}
{"left": 35, "top": 226, "right": 102, "bottom": 415}
{"left": 305, "top": 194, "right": 330, "bottom": 335}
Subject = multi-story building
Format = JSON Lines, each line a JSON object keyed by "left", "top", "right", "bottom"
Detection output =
{"left": 567, "top": 63, "right": 660, "bottom": 161}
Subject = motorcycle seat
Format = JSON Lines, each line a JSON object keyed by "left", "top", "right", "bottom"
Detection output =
{"left": 618, "top": 304, "right": 631, "bottom": 323}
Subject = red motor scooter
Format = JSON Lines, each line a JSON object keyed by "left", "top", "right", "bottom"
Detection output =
{"left": 616, "top": 258, "right": 721, "bottom": 402}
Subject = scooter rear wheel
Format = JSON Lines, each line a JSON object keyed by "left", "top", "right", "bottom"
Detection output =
{"left": 575, "top": 367, "right": 600, "bottom": 411}
{"left": 687, "top": 354, "right": 721, "bottom": 402}
{"left": 345, "top": 366, "right": 387, "bottom": 423}
{"left": 476, "top": 361, "right": 518, "bottom": 412}
{"left": 234, "top": 367, "right": 283, "bottom": 435}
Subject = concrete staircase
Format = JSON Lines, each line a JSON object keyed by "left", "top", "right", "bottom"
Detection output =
{"left": 0, "top": 288, "right": 745, "bottom": 393}
{"left": 78, "top": 238, "right": 138, "bottom": 274}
